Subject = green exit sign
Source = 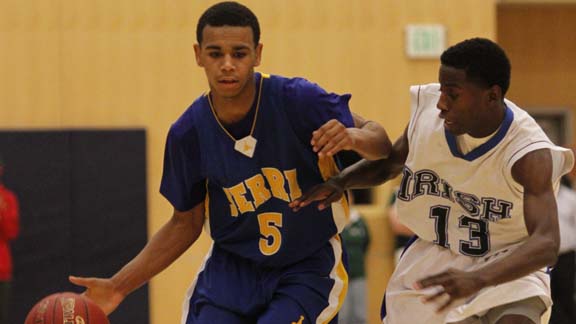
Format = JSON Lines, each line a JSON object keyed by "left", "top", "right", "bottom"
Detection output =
{"left": 405, "top": 24, "right": 446, "bottom": 59}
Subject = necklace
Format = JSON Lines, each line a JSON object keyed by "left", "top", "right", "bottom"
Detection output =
{"left": 207, "top": 76, "right": 263, "bottom": 158}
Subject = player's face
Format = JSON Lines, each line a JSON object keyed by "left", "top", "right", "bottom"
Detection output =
{"left": 436, "top": 65, "right": 492, "bottom": 137}
{"left": 194, "top": 25, "right": 262, "bottom": 100}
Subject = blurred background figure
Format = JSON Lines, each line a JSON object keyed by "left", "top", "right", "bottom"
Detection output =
{"left": 0, "top": 157, "right": 19, "bottom": 324}
{"left": 340, "top": 191, "right": 370, "bottom": 324}
{"left": 386, "top": 188, "right": 414, "bottom": 265}
{"left": 550, "top": 175, "right": 576, "bottom": 324}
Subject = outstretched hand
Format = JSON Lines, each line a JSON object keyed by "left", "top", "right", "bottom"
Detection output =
{"left": 69, "top": 275, "right": 125, "bottom": 315}
{"left": 311, "top": 119, "right": 357, "bottom": 158}
{"left": 413, "top": 268, "right": 485, "bottom": 312}
{"left": 289, "top": 177, "right": 345, "bottom": 212}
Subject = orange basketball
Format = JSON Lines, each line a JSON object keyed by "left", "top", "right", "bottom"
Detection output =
{"left": 24, "top": 292, "right": 109, "bottom": 324}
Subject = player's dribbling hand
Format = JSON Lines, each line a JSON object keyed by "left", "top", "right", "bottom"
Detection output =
{"left": 413, "top": 268, "right": 485, "bottom": 313}
{"left": 69, "top": 275, "right": 124, "bottom": 315}
{"left": 311, "top": 119, "right": 356, "bottom": 158}
{"left": 289, "top": 177, "right": 345, "bottom": 211}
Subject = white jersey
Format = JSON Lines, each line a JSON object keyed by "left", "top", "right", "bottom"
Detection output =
{"left": 383, "top": 84, "right": 574, "bottom": 324}
{"left": 556, "top": 185, "right": 576, "bottom": 253}
{"left": 396, "top": 83, "right": 573, "bottom": 257}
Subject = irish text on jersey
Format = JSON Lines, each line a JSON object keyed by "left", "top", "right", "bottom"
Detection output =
{"left": 397, "top": 167, "right": 513, "bottom": 222}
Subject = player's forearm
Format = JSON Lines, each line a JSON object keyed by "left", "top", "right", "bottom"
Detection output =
{"left": 110, "top": 214, "right": 202, "bottom": 297}
{"left": 350, "top": 121, "right": 392, "bottom": 160}
{"left": 474, "top": 232, "right": 558, "bottom": 288}
{"left": 335, "top": 156, "right": 404, "bottom": 190}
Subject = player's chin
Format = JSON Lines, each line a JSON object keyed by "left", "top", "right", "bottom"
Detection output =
{"left": 443, "top": 123, "right": 464, "bottom": 136}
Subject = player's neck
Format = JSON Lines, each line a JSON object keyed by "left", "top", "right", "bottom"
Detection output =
{"left": 470, "top": 103, "right": 506, "bottom": 138}
{"left": 210, "top": 78, "right": 257, "bottom": 125}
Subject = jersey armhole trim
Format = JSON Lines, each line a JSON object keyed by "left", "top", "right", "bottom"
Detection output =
{"left": 407, "top": 85, "right": 422, "bottom": 143}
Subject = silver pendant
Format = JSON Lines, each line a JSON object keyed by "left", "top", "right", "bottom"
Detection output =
{"left": 234, "top": 135, "right": 257, "bottom": 158}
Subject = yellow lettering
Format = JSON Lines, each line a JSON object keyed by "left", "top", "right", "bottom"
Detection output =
{"left": 262, "top": 168, "right": 289, "bottom": 202}
{"left": 292, "top": 315, "right": 305, "bottom": 324}
{"left": 258, "top": 213, "right": 283, "bottom": 255}
{"left": 228, "top": 183, "right": 255, "bottom": 214}
{"left": 284, "top": 169, "right": 302, "bottom": 201}
{"left": 222, "top": 188, "right": 239, "bottom": 217}
{"left": 245, "top": 174, "right": 272, "bottom": 209}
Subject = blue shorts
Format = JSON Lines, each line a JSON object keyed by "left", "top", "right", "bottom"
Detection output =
{"left": 182, "top": 236, "right": 348, "bottom": 324}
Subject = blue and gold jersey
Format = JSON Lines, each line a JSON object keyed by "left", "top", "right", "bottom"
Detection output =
{"left": 161, "top": 73, "right": 353, "bottom": 267}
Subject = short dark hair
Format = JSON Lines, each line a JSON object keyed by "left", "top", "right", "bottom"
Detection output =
{"left": 441, "top": 38, "right": 511, "bottom": 96}
{"left": 196, "top": 1, "right": 260, "bottom": 46}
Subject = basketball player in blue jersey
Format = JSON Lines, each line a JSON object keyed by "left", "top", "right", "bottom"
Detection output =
{"left": 291, "top": 38, "right": 574, "bottom": 324}
{"left": 69, "top": 2, "right": 392, "bottom": 323}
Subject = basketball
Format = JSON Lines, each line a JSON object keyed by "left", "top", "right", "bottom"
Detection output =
{"left": 24, "top": 292, "right": 109, "bottom": 324}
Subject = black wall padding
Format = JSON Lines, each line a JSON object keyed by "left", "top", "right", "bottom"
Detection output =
{"left": 0, "top": 130, "right": 149, "bottom": 324}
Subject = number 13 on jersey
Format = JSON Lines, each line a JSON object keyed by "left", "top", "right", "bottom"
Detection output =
{"left": 430, "top": 205, "right": 490, "bottom": 256}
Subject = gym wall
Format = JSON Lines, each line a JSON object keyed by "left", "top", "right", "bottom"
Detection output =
{"left": 0, "top": 130, "right": 148, "bottom": 324}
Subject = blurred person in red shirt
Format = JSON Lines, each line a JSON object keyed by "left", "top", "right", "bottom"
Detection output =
{"left": 0, "top": 157, "right": 19, "bottom": 324}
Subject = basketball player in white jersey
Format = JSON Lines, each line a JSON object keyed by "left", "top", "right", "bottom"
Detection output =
{"left": 291, "top": 38, "right": 574, "bottom": 324}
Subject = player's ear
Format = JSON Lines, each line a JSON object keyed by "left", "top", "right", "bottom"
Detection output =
{"left": 254, "top": 43, "right": 263, "bottom": 67}
{"left": 194, "top": 44, "right": 203, "bottom": 67}
{"left": 487, "top": 85, "right": 502, "bottom": 104}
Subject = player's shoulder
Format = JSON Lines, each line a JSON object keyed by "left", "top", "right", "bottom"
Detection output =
{"left": 264, "top": 73, "right": 328, "bottom": 99}
{"left": 409, "top": 83, "right": 441, "bottom": 118}
{"left": 265, "top": 73, "right": 315, "bottom": 87}
{"left": 410, "top": 83, "right": 440, "bottom": 98}
{"left": 504, "top": 99, "right": 549, "bottom": 143}
{"left": 499, "top": 99, "right": 571, "bottom": 172}
{"left": 169, "top": 95, "right": 208, "bottom": 139}
{"left": 504, "top": 99, "right": 532, "bottom": 122}
{"left": 409, "top": 83, "right": 440, "bottom": 105}
{"left": 411, "top": 83, "right": 440, "bottom": 93}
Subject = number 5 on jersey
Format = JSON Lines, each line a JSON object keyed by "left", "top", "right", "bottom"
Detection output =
{"left": 258, "top": 213, "right": 283, "bottom": 255}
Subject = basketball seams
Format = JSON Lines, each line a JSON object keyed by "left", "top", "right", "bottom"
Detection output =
{"left": 52, "top": 293, "right": 59, "bottom": 324}
{"left": 82, "top": 295, "right": 91, "bottom": 323}
{"left": 25, "top": 292, "right": 108, "bottom": 324}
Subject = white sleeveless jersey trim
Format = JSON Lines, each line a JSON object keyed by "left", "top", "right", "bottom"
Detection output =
{"left": 408, "top": 84, "right": 433, "bottom": 143}
{"left": 399, "top": 83, "right": 574, "bottom": 256}
{"left": 502, "top": 98, "right": 574, "bottom": 194}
